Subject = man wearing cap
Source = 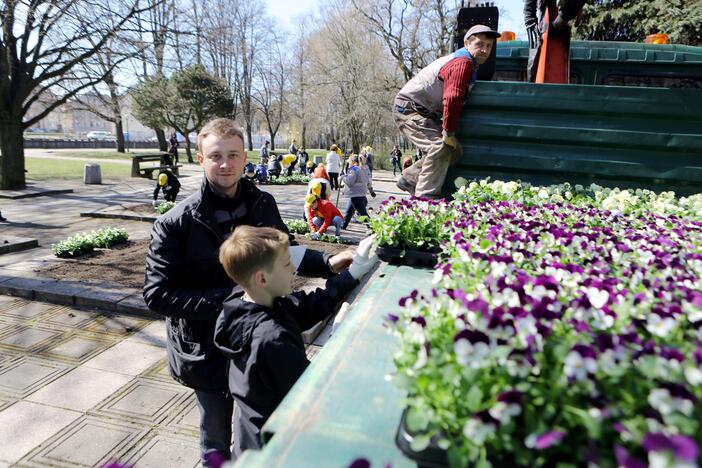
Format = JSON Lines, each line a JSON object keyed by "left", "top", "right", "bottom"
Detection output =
{"left": 394, "top": 24, "right": 500, "bottom": 199}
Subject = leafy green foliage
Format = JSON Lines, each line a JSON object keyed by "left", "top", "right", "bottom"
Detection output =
{"left": 305, "top": 233, "right": 353, "bottom": 244}
{"left": 155, "top": 201, "right": 176, "bottom": 214}
{"left": 52, "top": 228, "right": 129, "bottom": 258}
{"left": 268, "top": 174, "right": 311, "bottom": 185}
{"left": 574, "top": 0, "right": 702, "bottom": 45}
{"left": 284, "top": 219, "right": 310, "bottom": 234}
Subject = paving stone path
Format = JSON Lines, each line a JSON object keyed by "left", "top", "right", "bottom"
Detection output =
{"left": 0, "top": 155, "right": 405, "bottom": 467}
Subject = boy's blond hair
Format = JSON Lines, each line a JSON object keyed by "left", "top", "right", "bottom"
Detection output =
{"left": 219, "top": 226, "right": 289, "bottom": 286}
{"left": 197, "top": 118, "right": 245, "bottom": 152}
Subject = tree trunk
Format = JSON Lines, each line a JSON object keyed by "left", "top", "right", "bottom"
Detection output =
{"left": 269, "top": 132, "right": 277, "bottom": 151}
{"left": 0, "top": 120, "right": 26, "bottom": 190}
{"left": 245, "top": 124, "right": 253, "bottom": 151}
{"left": 184, "top": 136, "right": 194, "bottom": 163}
{"left": 156, "top": 128, "right": 167, "bottom": 151}
{"left": 115, "top": 120, "right": 126, "bottom": 153}
{"left": 301, "top": 122, "right": 307, "bottom": 149}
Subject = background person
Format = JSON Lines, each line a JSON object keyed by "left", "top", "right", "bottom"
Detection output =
{"left": 152, "top": 170, "right": 181, "bottom": 206}
{"left": 326, "top": 144, "right": 342, "bottom": 190}
{"left": 394, "top": 25, "right": 500, "bottom": 199}
{"left": 341, "top": 154, "right": 373, "bottom": 229}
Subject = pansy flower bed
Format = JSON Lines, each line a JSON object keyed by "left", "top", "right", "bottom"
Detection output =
{"left": 388, "top": 195, "right": 702, "bottom": 466}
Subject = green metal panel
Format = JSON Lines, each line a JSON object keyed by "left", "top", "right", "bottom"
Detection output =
{"left": 235, "top": 265, "right": 435, "bottom": 468}
{"left": 443, "top": 81, "right": 702, "bottom": 196}
{"left": 495, "top": 41, "right": 702, "bottom": 85}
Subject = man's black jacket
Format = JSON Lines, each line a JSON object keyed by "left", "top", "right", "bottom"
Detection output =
{"left": 212, "top": 270, "right": 358, "bottom": 457}
{"left": 143, "top": 178, "right": 333, "bottom": 391}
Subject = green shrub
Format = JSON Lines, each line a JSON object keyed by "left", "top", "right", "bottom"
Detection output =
{"left": 285, "top": 219, "right": 310, "bottom": 234}
{"left": 51, "top": 228, "right": 129, "bottom": 258}
{"left": 91, "top": 228, "right": 129, "bottom": 248}
{"left": 155, "top": 201, "right": 176, "bottom": 214}
{"left": 305, "top": 233, "right": 353, "bottom": 244}
{"left": 51, "top": 233, "right": 96, "bottom": 258}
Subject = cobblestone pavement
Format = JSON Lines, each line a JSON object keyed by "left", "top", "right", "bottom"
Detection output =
{"left": 0, "top": 157, "right": 405, "bottom": 466}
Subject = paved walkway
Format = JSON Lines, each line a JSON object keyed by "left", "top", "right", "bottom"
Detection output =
{"left": 0, "top": 157, "right": 405, "bottom": 467}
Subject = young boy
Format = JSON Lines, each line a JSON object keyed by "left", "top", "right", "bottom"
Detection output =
{"left": 213, "top": 226, "right": 377, "bottom": 459}
{"left": 305, "top": 193, "right": 344, "bottom": 238}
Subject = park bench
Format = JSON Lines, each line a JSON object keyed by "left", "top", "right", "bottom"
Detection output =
{"left": 131, "top": 153, "right": 182, "bottom": 179}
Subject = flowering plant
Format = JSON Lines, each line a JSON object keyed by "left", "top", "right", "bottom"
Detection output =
{"left": 389, "top": 199, "right": 702, "bottom": 466}
{"left": 453, "top": 178, "right": 702, "bottom": 221}
{"left": 367, "top": 196, "right": 452, "bottom": 251}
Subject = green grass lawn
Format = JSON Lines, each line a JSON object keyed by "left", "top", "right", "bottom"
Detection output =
{"left": 26, "top": 157, "right": 134, "bottom": 180}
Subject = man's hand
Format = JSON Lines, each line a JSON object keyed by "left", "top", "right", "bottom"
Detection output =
{"left": 328, "top": 250, "right": 353, "bottom": 273}
{"left": 152, "top": 200, "right": 158, "bottom": 207}
{"left": 309, "top": 232, "right": 320, "bottom": 241}
{"left": 348, "top": 235, "right": 379, "bottom": 280}
{"left": 442, "top": 130, "right": 458, "bottom": 149}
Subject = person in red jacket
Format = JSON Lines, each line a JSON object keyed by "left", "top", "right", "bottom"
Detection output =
{"left": 394, "top": 24, "right": 500, "bottom": 199}
{"left": 305, "top": 194, "right": 344, "bottom": 238}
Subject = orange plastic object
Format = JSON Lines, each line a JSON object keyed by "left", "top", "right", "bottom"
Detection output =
{"left": 499, "top": 31, "right": 516, "bottom": 42}
{"left": 535, "top": 1, "right": 571, "bottom": 84}
{"left": 645, "top": 33, "right": 670, "bottom": 45}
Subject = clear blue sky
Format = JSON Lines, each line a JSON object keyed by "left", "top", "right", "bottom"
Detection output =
{"left": 266, "top": 0, "right": 527, "bottom": 38}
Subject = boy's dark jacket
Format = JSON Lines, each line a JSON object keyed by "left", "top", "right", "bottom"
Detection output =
{"left": 213, "top": 270, "right": 357, "bottom": 456}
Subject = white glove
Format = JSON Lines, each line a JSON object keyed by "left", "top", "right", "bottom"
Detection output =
{"left": 152, "top": 200, "right": 158, "bottom": 207}
{"left": 348, "top": 235, "right": 378, "bottom": 280}
{"left": 309, "top": 232, "right": 320, "bottom": 240}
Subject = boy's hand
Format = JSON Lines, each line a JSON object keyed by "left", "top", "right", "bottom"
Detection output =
{"left": 328, "top": 250, "right": 353, "bottom": 273}
{"left": 348, "top": 235, "right": 379, "bottom": 280}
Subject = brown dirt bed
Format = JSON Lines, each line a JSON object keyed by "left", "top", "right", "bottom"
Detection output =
{"left": 37, "top": 237, "right": 353, "bottom": 290}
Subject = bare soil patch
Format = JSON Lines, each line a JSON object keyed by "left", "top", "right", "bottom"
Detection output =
{"left": 38, "top": 237, "right": 353, "bottom": 290}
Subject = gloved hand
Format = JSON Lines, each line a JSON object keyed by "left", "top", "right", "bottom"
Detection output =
{"left": 309, "top": 232, "right": 320, "bottom": 241}
{"left": 152, "top": 200, "right": 158, "bottom": 208}
{"left": 442, "top": 130, "right": 458, "bottom": 149}
{"left": 348, "top": 235, "right": 379, "bottom": 280}
{"left": 369, "top": 189, "right": 376, "bottom": 198}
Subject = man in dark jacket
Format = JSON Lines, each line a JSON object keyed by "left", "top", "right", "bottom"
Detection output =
{"left": 143, "top": 118, "right": 353, "bottom": 466}
{"left": 213, "top": 227, "right": 377, "bottom": 459}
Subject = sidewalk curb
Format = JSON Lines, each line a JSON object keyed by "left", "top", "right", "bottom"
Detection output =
{"left": 0, "top": 188, "right": 74, "bottom": 199}
{"left": 80, "top": 212, "right": 157, "bottom": 223}
{"left": 0, "top": 273, "right": 154, "bottom": 318}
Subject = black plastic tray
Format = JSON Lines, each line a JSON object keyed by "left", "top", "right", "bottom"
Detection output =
{"left": 395, "top": 408, "right": 448, "bottom": 468}
{"left": 376, "top": 246, "right": 438, "bottom": 268}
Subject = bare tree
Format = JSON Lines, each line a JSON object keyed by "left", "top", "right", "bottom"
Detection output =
{"left": 252, "top": 30, "right": 286, "bottom": 151}
{"left": 232, "top": 0, "right": 267, "bottom": 150}
{"left": 0, "top": 0, "right": 157, "bottom": 189}
{"left": 350, "top": 0, "right": 461, "bottom": 81}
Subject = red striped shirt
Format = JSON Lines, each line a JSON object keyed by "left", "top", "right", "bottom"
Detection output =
{"left": 438, "top": 56, "right": 474, "bottom": 133}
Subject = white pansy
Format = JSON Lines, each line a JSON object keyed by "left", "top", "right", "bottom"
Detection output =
{"left": 587, "top": 287, "right": 610, "bottom": 309}
{"left": 564, "top": 351, "right": 597, "bottom": 381}
{"left": 646, "top": 314, "right": 677, "bottom": 338}
{"left": 463, "top": 418, "right": 496, "bottom": 445}
{"left": 489, "top": 402, "right": 521, "bottom": 424}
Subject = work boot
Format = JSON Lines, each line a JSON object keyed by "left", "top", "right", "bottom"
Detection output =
{"left": 396, "top": 176, "right": 416, "bottom": 195}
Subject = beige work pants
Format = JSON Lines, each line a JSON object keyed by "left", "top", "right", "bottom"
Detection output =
{"left": 393, "top": 107, "right": 462, "bottom": 198}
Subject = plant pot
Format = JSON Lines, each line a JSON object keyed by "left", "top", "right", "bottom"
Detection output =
{"left": 376, "top": 246, "right": 438, "bottom": 268}
{"left": 395, "top": 408, "right": 448, "bottom": 468}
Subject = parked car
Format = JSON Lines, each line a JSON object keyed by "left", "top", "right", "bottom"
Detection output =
{"left": 86, "top": 131, "right": 110, "bottom": 140}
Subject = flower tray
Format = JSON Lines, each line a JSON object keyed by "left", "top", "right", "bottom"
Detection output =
{"left": 394, "top": 408, "right": 448, "bottom": 468}
{"left": 376, "top": 246, "right": 438, "bottom": 268}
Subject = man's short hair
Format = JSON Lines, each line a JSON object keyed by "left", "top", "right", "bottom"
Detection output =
{"left": 197, "top": 118, "right": 245, "bottom": 152}
{"left": 219, "top": 226, "right": 289, "bottom": 286}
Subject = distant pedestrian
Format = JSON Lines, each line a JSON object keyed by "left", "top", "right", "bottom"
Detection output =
{"left": 391, "top": 145, "right": 402, "bottom": 176}
{"left": 260, "top": 141, "right": 270, "bottom": 165}
{"left": 289, "top": 139, "right": 299, "bottom": 156}
{"left": 268, "top": 155, "right": 282, "bottom": 180}
{"left": 298, "top": 148, "right": 309, "bottom": 175}
{"left": 364, "top": 146, "right": 375, "bottom": 175}
{"left": 169, "top": 133, "right": 180, "bottom": 165}
{"left": 326, "top": 144, "right": 342, "bottom": 190}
